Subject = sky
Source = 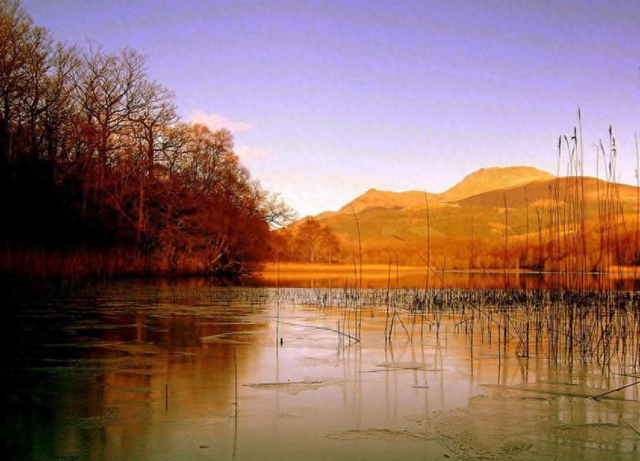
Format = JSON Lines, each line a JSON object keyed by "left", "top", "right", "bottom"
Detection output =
{"left": 23, "top": 0, "right": 640, "bottom": 217}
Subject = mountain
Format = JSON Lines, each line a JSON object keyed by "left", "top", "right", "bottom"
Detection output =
{"left": 282, "top": 166, "right": 640, "bottom": 270}
{"left": 439, "top": 167, "right": 555, "bottom": 202}
{"left": 328, "top": 167, "right": 555, "bottom": 215}
{"left": 455, "top": 176, "right": 639, "bottom": 209}
{"left": 323, "top": 166, "right": 554, "bottom": 217}
{"left": 338, "top": 190, "right": 439, "bottom": 214}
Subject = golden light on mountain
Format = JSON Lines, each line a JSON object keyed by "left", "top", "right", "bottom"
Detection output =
{"left": 279, "top": 166, "right": 640, "bottom": 271}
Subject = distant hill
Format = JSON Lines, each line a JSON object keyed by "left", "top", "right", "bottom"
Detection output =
{"left": 309, "top": 166, "right": 557, "bottom": 221}
{"left": 338, "top": 190, "right": 439, "bottom": 214}
{"left": 330, "top": 166, "right": 556, "bottom": 215}
{"left": 282, "top": 166, "right": 640, "bottom": 270}
{"left": 455, "top": 176, "right": 639, "bottom": 209}
{"left": 440, "top": 166, "right": 555, "bottom": 202}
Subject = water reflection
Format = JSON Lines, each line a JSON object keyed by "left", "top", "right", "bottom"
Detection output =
{"left": 257, "top": 267, "right": 640, "bottom": 291}
{"left": 2, "top": 281, "right": 639, "bottom": 460}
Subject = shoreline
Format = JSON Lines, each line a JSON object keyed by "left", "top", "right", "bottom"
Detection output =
{"left": 262, "top": 262, "right": 640, "bottom": 276}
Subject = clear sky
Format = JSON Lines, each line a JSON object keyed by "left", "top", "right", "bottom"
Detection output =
{"left": 23, "top": 0, "right": 640, "bottom": 217}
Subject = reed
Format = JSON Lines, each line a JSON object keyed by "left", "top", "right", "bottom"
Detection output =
{"left": 295, "top": 283, "right": 640, "bottom": 371}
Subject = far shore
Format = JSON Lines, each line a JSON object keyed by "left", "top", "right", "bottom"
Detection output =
{"left": 262, "top": 262, "right": 640, "bottom": 276}
{"left": 263, "top": 262, "right": 424, "bottom": 273}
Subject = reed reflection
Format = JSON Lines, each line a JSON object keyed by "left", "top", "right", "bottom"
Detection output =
{"left": 2, "top": 281, "right": 640, "bottom": 460}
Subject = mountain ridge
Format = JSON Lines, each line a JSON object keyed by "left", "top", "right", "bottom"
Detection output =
{"left": 331, "top": 166, "right": 555, "bottom": 215}
{"left": 440, "top": 166, "right": 555, "bottom": 202}
{"left": 280, "top": 165, "right": 640, "bottom": 269}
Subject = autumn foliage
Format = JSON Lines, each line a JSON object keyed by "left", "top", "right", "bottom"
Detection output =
{"left": 270, "top": 218, "right": 342, "bottom": 264}
{"left": 0, "top": 0, "right": 291, "bottom": 279}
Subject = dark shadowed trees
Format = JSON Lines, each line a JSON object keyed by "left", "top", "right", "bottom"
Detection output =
{"left": 0, "top": 0, "right": 292, "bottom": 278}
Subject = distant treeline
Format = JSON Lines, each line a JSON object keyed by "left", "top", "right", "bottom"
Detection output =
{"left": 0, "top": 0, "right": 292, "bottom": 280}
{"left": 271, "top": 134, "right": 640, "bottom": 274}
{"left": 270, "top": 218, "right": 342, "bottom": 264}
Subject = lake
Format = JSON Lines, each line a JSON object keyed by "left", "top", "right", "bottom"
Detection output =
{"left": 2, "top": 275, "right": 640, "bottom": 460}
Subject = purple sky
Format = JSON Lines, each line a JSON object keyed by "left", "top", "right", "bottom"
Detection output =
{"left": 23, "top": 0, "right": 640, "bottom": 216}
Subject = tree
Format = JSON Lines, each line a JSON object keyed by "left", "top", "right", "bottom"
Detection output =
{"left": 0, "top": 0, "right": 294, "bottom": 278}
{"left": 319, "top": 227, "right": 340, "bottom": 264}
{"left": 282, "top": 218, "right": 341, "bottom": 264}
{"left": 0, "top": 0, "right": 51, "bottom": 163}
{"left": 294, "top": 218, "right": 324, "bottom": 262}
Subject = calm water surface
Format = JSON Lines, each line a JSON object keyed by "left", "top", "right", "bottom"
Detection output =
{"left": 2, "top": 278, "right": 640, "bottom": 460}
